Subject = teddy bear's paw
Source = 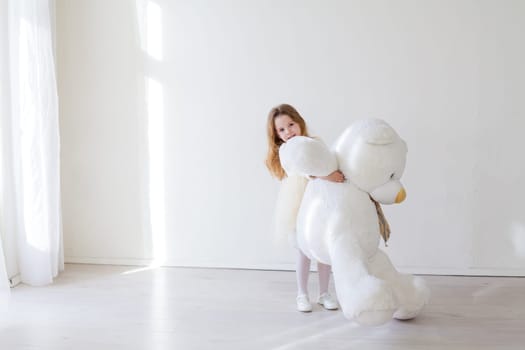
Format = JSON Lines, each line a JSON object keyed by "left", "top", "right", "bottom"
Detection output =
{"left": 393, "top": 307, "right": 420, "bottom": 321}
{"left": 355, "top": 309, "right": 395, "bottom": 326}
{"left": 392, "top": 277, "right": 430, "bottom": 321}
{"left": 344, "top": 276, "right": 397, "bottom": 326}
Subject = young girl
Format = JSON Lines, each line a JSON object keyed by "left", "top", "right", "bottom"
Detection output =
{"left": 265, "top": 103, "right": 344, "bottom": 312}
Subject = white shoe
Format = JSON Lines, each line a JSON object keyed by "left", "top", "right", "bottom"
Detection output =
{"left": 318, "top": 293, "right": 339, "bottom": 310}
{"left": 296, "top": 294, "right": 313, "bottom": 312}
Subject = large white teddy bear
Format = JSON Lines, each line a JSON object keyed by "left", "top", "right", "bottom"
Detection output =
{"left": 279, "top": 118, "right": 429, "bottom": 326}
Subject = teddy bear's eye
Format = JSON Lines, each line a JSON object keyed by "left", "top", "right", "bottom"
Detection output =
{"left": 390, "top": 173, "right": 395, "bottom": 179}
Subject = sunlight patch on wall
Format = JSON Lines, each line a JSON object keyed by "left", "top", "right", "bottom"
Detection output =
{"left": 136, "top": 0, "right": 163, "bottom": 61}
{"left": 510, "top": 222, "right": 525, "bottom": 259}
{"left": 146, "top": 77, "right": 166, "bottom": 265}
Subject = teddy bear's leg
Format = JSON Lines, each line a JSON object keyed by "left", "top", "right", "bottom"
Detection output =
{"left": 329, "top": 235, "right": 397, "bottom": 326}
{"left": 369, "top": 250, "right": 430, "bottom": 320}
{"left": 391, "top": 275, "right": 429, "bottom": 320}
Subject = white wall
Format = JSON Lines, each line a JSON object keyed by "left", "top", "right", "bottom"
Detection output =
{"left": 57, "top": 0, "right": 525, "bottom": 275}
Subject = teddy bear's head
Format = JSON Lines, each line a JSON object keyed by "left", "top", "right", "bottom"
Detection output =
{"left": 334, "top": 119, "right": 407, "bottom": 204}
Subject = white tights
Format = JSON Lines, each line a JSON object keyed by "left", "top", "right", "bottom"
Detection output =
{"left": 296, "top": 249, "right": 332, "bottom": 297}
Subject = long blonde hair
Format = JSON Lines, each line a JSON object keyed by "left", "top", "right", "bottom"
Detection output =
{"left": 265, "top": 104, "right": 309, "bottom": 180}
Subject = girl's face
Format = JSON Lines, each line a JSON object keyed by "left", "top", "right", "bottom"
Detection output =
{"left": 274, "top": 114, "right": 302, "bottom": 142}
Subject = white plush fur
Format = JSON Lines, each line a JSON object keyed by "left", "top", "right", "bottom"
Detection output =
{"left": 279, "top": 137, "right": 338, "bottom": 177}
{"left": 274, "top": 175, "right": 308, "bottom": 246}
{"left": 279, "top": 119, "right": 430, "bottom": 326}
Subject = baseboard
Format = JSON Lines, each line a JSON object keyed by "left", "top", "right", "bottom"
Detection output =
{"left": 396, "top": 266, "right": 525, "bottom": 277}
{"left": 65, "top": 256, "right": 154, "bottom": 266}
{"left": 65, "top": 256, "right": 296, "bottom": 271}
{"left": 9, "top": 273, "right": 21, "bottom": 288}
{"left": 64, "top": 256, "right": 525, "bottom": 277}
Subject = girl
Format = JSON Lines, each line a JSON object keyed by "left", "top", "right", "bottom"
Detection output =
{"left": 265, "top": 103, "right": 344, "bottom": 312}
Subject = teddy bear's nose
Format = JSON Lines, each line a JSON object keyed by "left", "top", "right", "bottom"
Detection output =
{"left": 395, "top": 188, "right": 406, "bottom": 203}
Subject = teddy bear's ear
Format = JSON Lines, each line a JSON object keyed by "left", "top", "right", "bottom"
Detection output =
{"left": 360, "top": 124, "right": 398, "bottom": 145}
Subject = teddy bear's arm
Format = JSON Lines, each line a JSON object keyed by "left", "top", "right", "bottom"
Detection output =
{"left": 279, "top": 136, "right": 338, "bottom": 178}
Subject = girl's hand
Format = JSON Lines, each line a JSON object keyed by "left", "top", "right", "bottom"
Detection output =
{"left": 316, "top": 170, "right": 346, "bottom": 183}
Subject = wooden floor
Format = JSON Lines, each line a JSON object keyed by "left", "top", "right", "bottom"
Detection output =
{"left": 1, "top": 264, "right": 524, "bottom": 349}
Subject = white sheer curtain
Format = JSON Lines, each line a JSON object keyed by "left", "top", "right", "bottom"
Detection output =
{"left": 0, "top": 0, "right": 63, "bottom": 288}
{"left": 0, "top": 240, "right": 9, "bottom": 300}
{"left": 1, "top": 0, "right": 12, "bottom": 297}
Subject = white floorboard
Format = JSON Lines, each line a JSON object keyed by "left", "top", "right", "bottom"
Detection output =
{"left": 1, "top": 264, "right": 524, "bottom": 349}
